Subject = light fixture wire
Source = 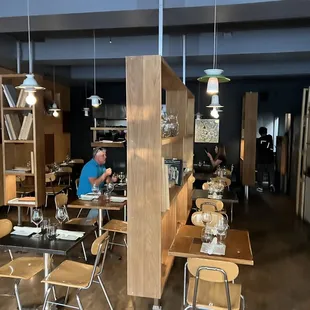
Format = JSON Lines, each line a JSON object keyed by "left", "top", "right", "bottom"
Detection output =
{"left": 93, "top": 30, "right": 96, "bottom": 95}
{"left": 27, "top": 0, "right": 32, "bottom": 74}
{"left": 212, "top": 0, "right": 217, "bottom": 69}
{"left": 53, "top": 66, "right": 56, "bottom": 101}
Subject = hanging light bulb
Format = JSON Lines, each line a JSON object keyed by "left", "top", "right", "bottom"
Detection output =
{"left": 206, "top": 77, "right": 219, "bottom": 95}
{"left": 52, "top": 110, "right": 59, "bottom": 117}
{"left": 25, "top": 91, "right": 37, "bottom": 106}
{"left": 83, "top": 107, "right": 90, "bottom": 117}
{"left": 210, "top": 107, "right": 219, "bottom": 119}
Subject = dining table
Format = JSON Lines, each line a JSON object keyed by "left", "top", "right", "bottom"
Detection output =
{"left": 169, "top": 225, "right": 254, "bottom": 266}
{"left": 0, "top": 224, "right": 96, "bottom": 309}
{"left": 192, "top": 189, "right": 239, "bottom": 221}
{"left": 67, "top": 196, "right": 127, "bottom": 236}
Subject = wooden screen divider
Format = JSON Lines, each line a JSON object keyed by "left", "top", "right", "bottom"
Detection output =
{"left": 126, "top": 55, "right": 194, "bottom": 299}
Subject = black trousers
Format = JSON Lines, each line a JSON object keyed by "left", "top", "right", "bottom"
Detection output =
{"left": 257, "top": 163, "right": 274, "bottom": 187}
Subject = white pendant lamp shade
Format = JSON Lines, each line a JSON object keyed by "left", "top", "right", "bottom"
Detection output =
{"left": 195, "top": 112, "right": 203, "bottom": 120}
{"left": 206, "top": 77, "right": 219, "bottom": 95}
{"left": 16, "top": 74, "right": 45, "bottom": 91}
{"left": 88, "top": 95, "right": 103, "bottom": 108}
{"left": 210, "top": 107, "right": 219, "bottom": 119}
{"left": 206, "top": 95, "right": 223, "bottom": 109}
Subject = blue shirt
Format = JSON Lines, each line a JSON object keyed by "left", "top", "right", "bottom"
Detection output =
{"left": 77, "top": 159, "right": 106, "bottom": 196}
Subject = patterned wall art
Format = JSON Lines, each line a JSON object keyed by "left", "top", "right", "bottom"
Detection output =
{"left": 194, "top": 119, "right": 220, "bottom": 143}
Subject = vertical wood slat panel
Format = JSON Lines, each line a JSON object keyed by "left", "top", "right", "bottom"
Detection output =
{"left": 126, "top": 56, "right": 162, "bottom": 298}
{"left": 242, "top": 92, "right": 258, "bottom": 186}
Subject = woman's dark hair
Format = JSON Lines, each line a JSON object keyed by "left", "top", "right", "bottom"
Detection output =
{"left": 215, "top": 144, "right": 226, "bottom": 160}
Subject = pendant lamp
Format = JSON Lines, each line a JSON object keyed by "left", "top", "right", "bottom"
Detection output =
{"left": 16, "top": 0, "right": 45, "bottom": 105}
{"left": 87, "top": 30, "right": 103, "bottom": 108}
{"left": 197, "top": 0, "right": 230, "bottom": 93}
{"left": 48, "top": 67, "right": 61, "bottom": 117}
{"left": 83, "top": 82, "right": 90, "bottom": 116}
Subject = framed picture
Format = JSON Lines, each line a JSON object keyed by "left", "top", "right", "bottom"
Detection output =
{"left": 195, "top": 119, "right": 220, "bottom": 143}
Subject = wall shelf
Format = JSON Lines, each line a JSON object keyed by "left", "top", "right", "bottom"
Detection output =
{"left": 91, "top": 141, "right": 125, "bottom": 148}
{"left": 4, "top": 140, "right": 34, "bottom": 144}
{"left": 161, "top": 136, "right": 181, "bottom": 145}
{"left": 3, "top": 107, "right": 32, "bottom": 111}
{"left": 5, "top": 171, "right": 34, "bottom": 176}
{"left": 90, "top": 127, "right": 127, "bottom": 131}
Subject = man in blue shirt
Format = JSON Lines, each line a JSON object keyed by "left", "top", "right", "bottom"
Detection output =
{"left": 78, "top": 147, "right": 117, "bottom": 218}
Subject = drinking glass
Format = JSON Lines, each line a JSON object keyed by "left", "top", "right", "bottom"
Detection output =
{"left": 119, "top": 172, "right": 126, "bottom": 184}
{"left": 216, "top": 217, "right": 229, "bottom": 245}
{"left": 31, "top": 208, "right": 43, "bottom": 237}
{"left": 106, "top": 182, "right": 115, "bottom": 194}
{"left": 202, "top": 212, "right": 212, "bottom": 226}
{"left": 47, "top": 224, "right": 57, "bottom": 240}
{"left": 55, "top": 206, "right": 69, "bottom": 224}
{"left": 92, "top": 183, "right": 100, "bottom": 195}
{"left": 41, "top": 219, "right": 50, "bottom": 234}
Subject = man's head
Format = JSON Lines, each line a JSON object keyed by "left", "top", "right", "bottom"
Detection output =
{"left": 259, "top": 127, "right": 267, "bottom": 136}
{"left": 93, "top": 147, "right": 107, "bottom": 165}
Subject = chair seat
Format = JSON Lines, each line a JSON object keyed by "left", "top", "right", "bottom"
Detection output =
{"left": 187, "top": 277, "right": 241, "bottom": 310}
{"left": 0, "top": 257, "right": 44, "bottom": 280}
{"left": 102, "top": 219, "right": 127, "bottom": 234}
{"left": 42, "top": 260, "right": 97, "bottom": 289}
{"left": 67, "top": 217, "right": 97, "bottom": 226}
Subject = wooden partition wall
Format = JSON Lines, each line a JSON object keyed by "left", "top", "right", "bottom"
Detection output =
{"left": 126, "top": 55, "right": 194, "bottom": 299}
{"left": 240, "top": 92, "right": 258, "bottom": 186}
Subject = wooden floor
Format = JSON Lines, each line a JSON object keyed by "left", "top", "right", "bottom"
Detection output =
{"left": 0, "top": 190, "right": 310, "bottom": 309}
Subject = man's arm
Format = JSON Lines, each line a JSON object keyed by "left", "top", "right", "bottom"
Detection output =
{"left": 88, "top": 168, "right": 112, "bottom": 187}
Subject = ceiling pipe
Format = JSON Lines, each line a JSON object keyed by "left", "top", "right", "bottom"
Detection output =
{"left": 182, "top": 34, "right": 186, "bottom": 85}
{"left": 158, "top": 0, "right": 163, "bottom": 56}
{"left": 16, "top": 41, "right": 21, "bottom": 74}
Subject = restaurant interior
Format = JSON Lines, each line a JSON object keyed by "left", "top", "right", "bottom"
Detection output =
{"left": 0, "top": 1, "right": 310, "bottom": 309}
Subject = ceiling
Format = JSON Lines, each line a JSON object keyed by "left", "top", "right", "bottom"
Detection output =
{"left": 1, "top": 0, "right": 310, "bottom": 83}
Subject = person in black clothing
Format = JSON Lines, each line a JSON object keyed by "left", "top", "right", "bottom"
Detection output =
{"left": 256, "top": 127, "right": 275, "bottom": 192}
{"left": 206, "top": 144, "right": 227, "bottom": 169}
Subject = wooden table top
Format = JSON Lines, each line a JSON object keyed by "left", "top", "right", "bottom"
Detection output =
{"left": 169, "top": 225, "right": 254, "bottom": 266}
{"left": 192, "top": 189, "right": 239, "bottom": 204}
{"left": 68, "top": 196, "right": 127, "bottom": 211}
{"left": 0, "top": 224, "right": 95, "bottom": 256}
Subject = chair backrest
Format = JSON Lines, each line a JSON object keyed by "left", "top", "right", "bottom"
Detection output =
{"left": 71, "top": 159, "right": 84, "bottom": 164}
{"left": 16, "top": 175, "right": 26, "bottom": 183}
{"left": 0, "top": 219, "right": 13, "bottom": 238}
{"left": 90, "top": 232, "right": 110, "bottom": 279}
{"left": 191, "top": 211, "right": 224, "bottom": 227}
{"left": 75, "top": 178, "right": 80, "bottom": 191}
{"left": 212, "top": 177, "right": 231, "bottom": 187}
{"left": 58, "top": 167, "right": 72, "bottom": 173}
{"left": 45, "top": 172, "right": 56, "bottom": 183}
{"left": 196, "top": 198, "right": 224, "bottom": 212}
{"left": 54, "top": 193, "right": 68, "bottom": 208}
{"left": 187, "top": 258, "right": 239, "bottom": 282}
{"left": 202, "top": 182, "right": 209, "bottom": 190}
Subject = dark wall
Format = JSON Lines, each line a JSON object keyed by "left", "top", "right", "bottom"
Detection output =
{"left": 70, "top": 77, "right": 310, "bottom": 171}
{"left": 70, "top": 83, "right": 126, "bottom": 173}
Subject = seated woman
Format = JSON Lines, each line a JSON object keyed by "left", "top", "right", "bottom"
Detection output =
{"left": 206, "top": 144, "right": 227, "bottom": 169}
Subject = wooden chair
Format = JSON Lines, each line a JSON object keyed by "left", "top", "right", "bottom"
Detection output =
{"left": 191, "top": 211, "right": 225, "bottom": 227}
{"left": 183, "top": 258, "right": 244, "bottom": 310}
{"left": 57, "top": 166, "right": 72, "bottom": 186}
{"left": 45, "top": 172, "right": 68, "bottom": 208}
{"left": 54, "top": 193, "right": 97, "bottom": 261}
{"left": 202, "top": 182, "right": 209, "bottom": 191}
{"left": 41, "top": 232, "right": 113, "bottom": 310}
{"left": 0, "top": 219, "right": 44, "bottom": 310}
{"left": 212, "top": 177, "right": 232, "bottom": 188}
{"left": 70, "top": 159, "right": 84, "bottom": 164}
{"left": 102, "top": 219, "right": 127, "bottom": 250}
{"left": 195, "top": 198, "right": 224, "bottom": 212}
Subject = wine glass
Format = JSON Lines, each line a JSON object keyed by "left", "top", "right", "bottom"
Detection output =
{"left": 106, "top": 182, "right": 114, "bottom": 194}
{"left": 202, "top": 212, "right": 212, "bottom": 226}
{"left": 119, "top": 172, "right": 126, "bottom": 184}
{"left": 31, "top": 208, "right": 43, "bottom": 237}
{"left": 55, "top": 206, "right": 69, "bottom": 224}
{"left": 215, "top": 217, "right": 229, "bottom": 245}
{"left": 92, "top": 183, "right": 100, "bottom": 195}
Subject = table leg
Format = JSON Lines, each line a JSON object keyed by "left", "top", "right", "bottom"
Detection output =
{"left": 124, "top": 205, "right": 127, "bottom": 222}
{"left": 17, "top": 207, "right": 22, "bottom": 226}
{"left": 98, "top": 209, "right": 103, "bottom": 236}
{"left": 230, "top": 203, "right": 233, "bottom": 222}
{"left": 43, "top": 253, "right": 51, "bottom": 310}
{"left": 244, "top": 185, "right": 249, "bottom": 200}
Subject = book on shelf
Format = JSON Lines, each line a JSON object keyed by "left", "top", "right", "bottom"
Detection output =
{"left": 18, "top": 113, "right": 33, "bottom": 140}
{"left": 161, "top": 157, "right": 170, "bottom": 212}
{"left": 164, "top": 158, "right": 183, "bottom": 186}
{"left": 16, "top": 89, "right": 27, "bottom": 107}
{"left": 31, "top": 151, "right": 34, "bottom": 174}
{"left": 4, "top": 114, "right": 17, "bottom": 140}
{"left": 4, "top": 119, "right": 13, "bottom": 140}
{"left": 2, "top": 84, "right": 17, "bottom": 107}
